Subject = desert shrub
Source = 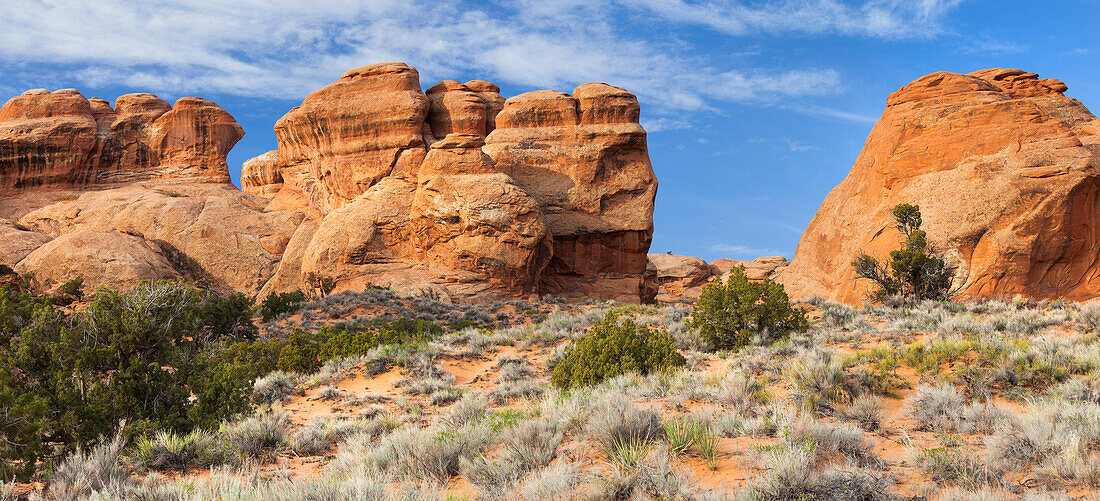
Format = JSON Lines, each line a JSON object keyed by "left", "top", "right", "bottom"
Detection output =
{"left": 45, "top": 433, "right": 132, "bottom": 500}
{"left": 816, "top": 467, "right": 893, "bottom": 501}
{"left": 749, "top": 439, "right": 819, "bottom": 499}
{"left": 518, "top": 461, "right": 580, "bottom": 500}
{"left": 260, "top": 290, "right": 306, "bottom": 321}
{"left": 783, "top": 415, "right": 873, "bottom": 463}
{"left": 252, "top": 371, "right": 300, "bottom": 404}
{"left": 851, "top": 203, "right": 956, "bottom": 302}
{"left": 58, "top": 276, "right": 84, "bottom": 300}
{"left": 314, "top": 317, "right": 441, "bottom": 361}
{"left": 909, "top": 384, "right": 967, "bottom": 431}
{"left": 439, "top": 393, "right": 488, "bottom": 430}
{"left": 1079, "top": 302, "right": 1100, "bottom": 332}
{"left": 788, "top": 350, "right": 857, "bottom": 414}
{"left": 915, "top": 446, "right": 1002, "bottom": 488}
{"left": 222, "top": 406, "right": 289, "bottom": 459}
{"left": 200, "top": 291, "right": 257, "bottom": 340}
{"left": 0, "top": 281, "right": 205, "bottom": 477}
{"left": 500, "top": 419, "right": 562, "bottom": 472}
{"left": 985, "top": 417, "right": 1068, "bottom": 469}
{"left": 291, "top": 417, "right": 365, "bottom": 456}
{"left": 687, "top": 266, "right": 809, "bottom": 351}
{"left": 130, "top": 429, "right": 222, "bottom": 471}
{"left": 550, "top": 313, "right": 684, "bottom": 389}
{"left": 587, "top": 394, "right": 664, "bottom": 453}
{"left": 374, "top": 426, "right": 490, "bottom": 482}
{"left": 847, "top": 394, "right": 886, "bottom": 431}
{"left": 489, "top": 379, "right": 545, "bottom": 404}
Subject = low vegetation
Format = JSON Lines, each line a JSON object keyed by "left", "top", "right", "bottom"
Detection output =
{"left": 2, "top": 275, "right": 1099, "bottom": 500}
{"left": 687, "top": 265, "right": 809, "bottom": 350}
{"left": 550, "top": 313, "right": 684, "bottom": 389}
{"left": 852, "top": 203, "right": 957, "bottom": 302}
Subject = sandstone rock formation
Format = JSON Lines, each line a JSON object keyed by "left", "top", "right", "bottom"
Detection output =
{"left": 647, "top": 254, "right": 791, "bottom": 304}
{"left": 0, "top": 219, "right": 51, "bottom": 268}
{"left": 647, "top": 254, "right": 714, "bottom": 304}
{"left": 0, "top": 89, "right": 301, "bottom": 295}
{"left": 712, "top": 256, "right": 789, "bottom": 281}
{"left": 778, "top": 68, "right": 1100, "bottom": 304}
{"left": 18, "top": 183, "right": 303, "bottom": 292}
{"left": 15, "top": 229, "right": 181, "bottom": 293}
{"left": 0, "top": 89, "right": 240, "bottom": 193}
{"left": 248, "top": 63, "right": 655, "bottom": 302}
{"left": 1, "top": 62, "right": 656, "bottom": 302}
{"left": 484, "top": 83, "right": 657, "bottom": 302}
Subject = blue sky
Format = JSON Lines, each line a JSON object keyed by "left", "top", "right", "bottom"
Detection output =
{"left": 2, "top": 0, "right": 1097, "bottom": 261}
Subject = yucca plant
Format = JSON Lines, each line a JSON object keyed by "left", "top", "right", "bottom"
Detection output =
{"left": 605, "top": 432, "right": 654, "bottom": 469}
{"left": 131, "top": 429, "right": 214, "bottom": 471}
{"left": 663, "top": 418, "right": 702, "bottom": 456}
{"left": 696, "top": 425, "right": 722, "bottom": 470}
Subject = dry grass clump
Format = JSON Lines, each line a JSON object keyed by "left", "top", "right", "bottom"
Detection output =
{"left": 130, "top": 429, "right": 223, "bottom": 471}
{"left": 748, "top": 439, "right": 891, "bottom": 501}
{"left": 787, "top": 349, "right": 858, "bottom": 414}
{"left": 291, "top": 417, "right": 367, "bottom": 455}
{"left": 44, "top": 433, "right": 131, "bottom": 500}
{"left": 252, "top": 371, "right": 300, "bottom": 404}
{"left": 222, "top": 405, "right": 290, "bottom": 459}
{"left": 914, "top": 446, "right": 1003, "bottom": 489}
{"left": 845, "top": 394, "right": 885, "bottom": 431}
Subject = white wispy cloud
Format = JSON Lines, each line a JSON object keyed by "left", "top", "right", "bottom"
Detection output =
{"left": 789, "top": 104, "right": 879, "bottom": 124}
{"left": 707, "top": 244, "right": 786, "bottom": 257}
{"left": 622, "top": 0, "right": 964, "bottom": 38}
{"left": 784, "top": 138, "right": 819, "bottom": 152}
{"left": 0, "top": 0, "right": 963, "bottom": 124}
{"left": 958, "top": 36, "right": 1027, "bottom": 55}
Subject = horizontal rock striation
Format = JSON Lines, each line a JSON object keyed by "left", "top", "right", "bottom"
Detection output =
{"left": 0, "top": 89, "right": 241, "bottom": 193}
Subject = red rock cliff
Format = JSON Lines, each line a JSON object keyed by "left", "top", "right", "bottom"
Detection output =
{"left": 0, "top": 89, "right": 241, "bottom": 193}
{"left": 778, "top": 69, "right": 1100, "bottom": 304}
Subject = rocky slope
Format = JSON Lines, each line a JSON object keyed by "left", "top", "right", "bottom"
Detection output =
{"left": 0, "top": 63, "right": 657, "bottom": 302}
{"left": 777, "top": 68, "right": 1100, "bottom": 304}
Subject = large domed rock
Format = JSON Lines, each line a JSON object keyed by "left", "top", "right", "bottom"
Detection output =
{"left": 17, "top": 182, "right": 303, "bottom": 292}
{"left": 14, "top": 229, "right": 181, "bottom": 293}
{"left": 778, "top": 69, "right": 1100, "bottom": 304}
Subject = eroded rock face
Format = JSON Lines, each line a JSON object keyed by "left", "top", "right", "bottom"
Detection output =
{"left": 0, "top": 89, "right": 241, "bottom": 193}
{"left": 484, "top": 83, "right": 657, "bottom": 302}
{"left": 0, "top": 219, "right": 51, "bottom": 268}
{"left": 269, "top": 62, "right": 430, "bottom": 215}
{"left": 3, "top": 63, "right": 656, "bottom": 303}
{"left": 647, "top": 254, "right": 715, "bottom": 304}
{"left": 778, "top": 68, "right": 1100, "bottom": 304}
{"left": 248, "top": 66, "right": 656, "bottom": 302}
{"left": 289, "top": 135, "right": 553, "bottom": 302}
